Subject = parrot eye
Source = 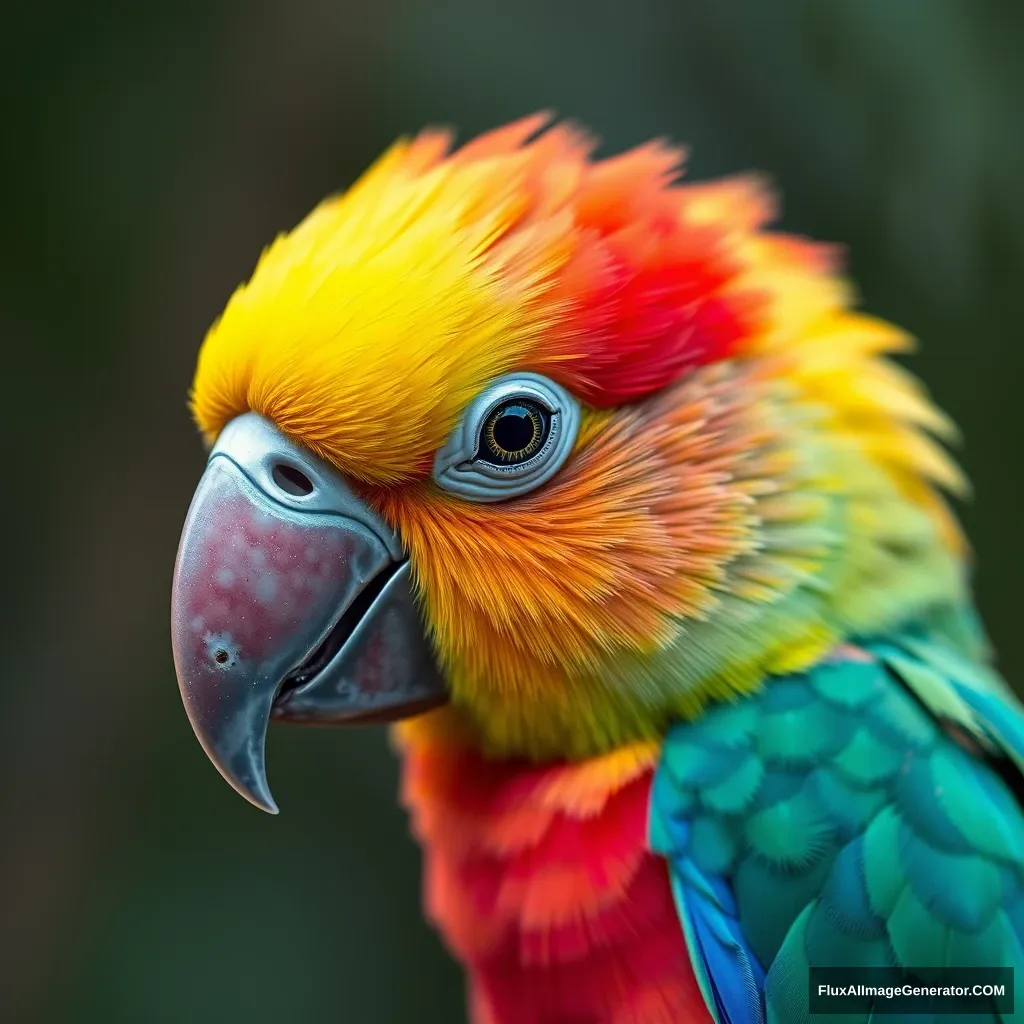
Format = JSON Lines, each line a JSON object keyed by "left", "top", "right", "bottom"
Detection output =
{"left": 432, "top": 372, "right": 581, "bottom": 502}
{"left": 478, "top": 400, "right": 550, "bottom": 466}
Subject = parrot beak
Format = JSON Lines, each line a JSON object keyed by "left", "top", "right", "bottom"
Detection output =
{"left": 171, "top": 413, "right": 446, "bottom": 814}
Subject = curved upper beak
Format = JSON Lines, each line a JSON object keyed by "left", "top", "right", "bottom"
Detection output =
{"left": 171, "top": 413, "right": 445, "bottom": 814}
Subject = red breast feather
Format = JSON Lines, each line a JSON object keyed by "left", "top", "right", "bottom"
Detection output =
{"left": 396, "top": 717, "right": 709, "bottom": 1023}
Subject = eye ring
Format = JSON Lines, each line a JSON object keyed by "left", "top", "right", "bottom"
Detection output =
{"left": 432, "top": 373, "right": 581, "bottom": 502}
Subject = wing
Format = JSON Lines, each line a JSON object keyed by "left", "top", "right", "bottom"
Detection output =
{"left": 650, "top": 634, "right": 1024, "bottom": 1024}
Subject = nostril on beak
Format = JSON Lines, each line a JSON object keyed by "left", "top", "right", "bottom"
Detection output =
{"left": 271, "top": 463, "right": 314, "bottom": 497}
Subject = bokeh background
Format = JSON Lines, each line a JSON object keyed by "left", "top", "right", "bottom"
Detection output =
{"left": 3, "top": 1, "right": 1022, "bottom": 1021}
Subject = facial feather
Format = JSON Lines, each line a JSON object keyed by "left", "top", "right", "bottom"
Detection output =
{"left": 190, "top": 115, "right": 969, "bottom": 759}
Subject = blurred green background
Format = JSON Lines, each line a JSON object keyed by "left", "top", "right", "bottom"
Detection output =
{"left": 2, "top": 1, "right": 1022, "bottom": 1021}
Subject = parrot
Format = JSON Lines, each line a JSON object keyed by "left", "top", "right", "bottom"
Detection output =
{"left": 170, "top": 113, "right": 1024, "bottom": 1023}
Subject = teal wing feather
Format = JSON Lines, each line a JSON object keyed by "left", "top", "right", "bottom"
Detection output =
{"left": 650, "top": 633, "right": 1024, "bottom": 1024}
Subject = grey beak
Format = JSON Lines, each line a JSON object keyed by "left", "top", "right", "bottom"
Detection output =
{"left": 170, "top": 413, "right": 445, "bottom": 813}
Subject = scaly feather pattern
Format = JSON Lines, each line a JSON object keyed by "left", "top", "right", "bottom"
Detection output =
{"left": 650, "top": 639, "right": 1024, "bottom": 1023}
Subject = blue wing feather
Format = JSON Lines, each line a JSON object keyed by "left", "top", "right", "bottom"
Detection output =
{"left": 663, "top": 857, "right": 766, "bottom": 1024}
{"left": 652, "top": 715, "right": 768, "bottom": 1023}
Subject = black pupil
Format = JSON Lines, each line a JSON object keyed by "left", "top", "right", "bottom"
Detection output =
{"left": 493, "top": 405, "right": 535, "bottom": 453}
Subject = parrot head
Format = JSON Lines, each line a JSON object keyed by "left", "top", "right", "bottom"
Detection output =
{"left": 172, "top": 114, "right": 966, "bottom": 812}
